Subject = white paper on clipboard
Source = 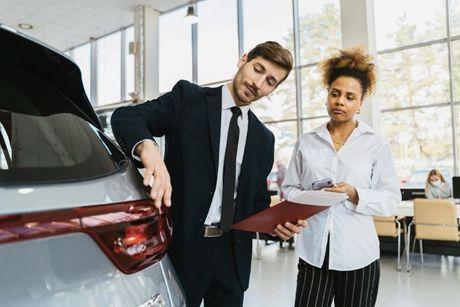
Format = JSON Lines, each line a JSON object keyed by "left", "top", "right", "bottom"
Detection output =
{"left": 290, "top": 190, "right": 349, "bottom": 206}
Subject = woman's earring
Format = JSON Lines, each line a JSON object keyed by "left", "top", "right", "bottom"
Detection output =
{"left": 356, "top": 109, "right": 361, "bottom": 114}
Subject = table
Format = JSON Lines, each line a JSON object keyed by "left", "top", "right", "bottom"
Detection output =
{"left": 395, "top": 200, "right": 460, "bottom": 217}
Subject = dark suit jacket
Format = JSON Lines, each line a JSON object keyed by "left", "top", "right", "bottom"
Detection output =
{"left": 111, "top": 80, "right": 274, "bottom": 290}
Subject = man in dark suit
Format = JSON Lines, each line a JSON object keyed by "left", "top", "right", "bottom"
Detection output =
{"left": 111, "top": 41, "right": 305, "bottom": 307}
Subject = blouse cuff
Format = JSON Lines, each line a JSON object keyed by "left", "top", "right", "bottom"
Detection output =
{"left": 344, "top": 188, "right": 371, "bottom": 213}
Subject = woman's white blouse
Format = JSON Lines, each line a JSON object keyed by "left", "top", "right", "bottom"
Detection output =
{"left": 282, "top": 121, "right": 401, "bottom": 271}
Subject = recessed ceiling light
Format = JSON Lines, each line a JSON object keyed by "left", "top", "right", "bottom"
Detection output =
{"left": 18, "top": 23, "right": 33, "bottom": 30}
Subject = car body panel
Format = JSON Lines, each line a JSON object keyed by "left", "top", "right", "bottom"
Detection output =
{"left": 0, "top": 25, "right": 185, "bottom": 306}
{"left": 0, "top": 233, "right": 182, "bottom": 307}
{"left": 0, "top": 162, "right": 145, "bottom": 215}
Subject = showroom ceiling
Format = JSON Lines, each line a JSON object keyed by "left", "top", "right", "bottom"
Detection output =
{"left": 0, "top": 0, "right": 188, "bottom": 50}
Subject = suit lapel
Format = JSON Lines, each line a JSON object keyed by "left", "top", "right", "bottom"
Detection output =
{"left": 206, "top": 86, "right": 222, "bottom": 173}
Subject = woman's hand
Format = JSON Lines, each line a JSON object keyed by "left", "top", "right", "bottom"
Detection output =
{"left": 324, "top": 182, "right": 359, "bottom": 204}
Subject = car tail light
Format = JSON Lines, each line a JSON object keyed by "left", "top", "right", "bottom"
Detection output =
{"left": 0, "top": 200, "right": 172, "bottom": 274}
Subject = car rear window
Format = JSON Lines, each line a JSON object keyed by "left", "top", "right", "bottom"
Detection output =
{"left": 0, "top": 65, "right": 125, "bottom": 184}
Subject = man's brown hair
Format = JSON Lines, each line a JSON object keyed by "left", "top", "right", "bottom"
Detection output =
{"left": 246, "top": 41, "right": 293, "bottom": 85}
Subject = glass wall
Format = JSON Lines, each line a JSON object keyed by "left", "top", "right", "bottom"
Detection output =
{"left": 197, "top": 0, "right": 238, "bottom": 84}
{"left": 97, "top": 32, "right": 122, "bottom": 105}
{"left": 72, "top": 43, "right": 91, "bottom": 99}
{"left": 155, "top": 0, "right": 342, "bottom": 193}
{"left": 159, "top": 7, "right": 193, "bottom": 93}
{"left": 453, "top": 0, "right": 460, "bottom": 36}
{"left": 298, "top": 0, "right": 342, "bottom": 65}
{"left": 243, "top": 0, "right": 294, "bottom": 56}
{"left": 124, "top": 26, "right": 135, "bottom": 100}
{"left": 69, "top": 26, "right": 135, "bottom": 107}
{"left": 67, "top": 0, "right": 459, "bottom": 191}
{"left": 250, "top": 0, "right": 341, "bottom": 180}
{"left": 374, "top": 0, "right": 446, "bottom": 50}
{"left": 374, "top": 0, "right": 459, "bottom": 187}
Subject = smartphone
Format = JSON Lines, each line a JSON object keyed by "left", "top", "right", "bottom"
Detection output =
{"left": 312, "top": 178, "right": 334, "bottom": 190}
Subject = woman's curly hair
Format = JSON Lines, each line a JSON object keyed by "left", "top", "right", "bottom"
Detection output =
{"left": 320, "top": 46, "right": 376, "bottom": 98}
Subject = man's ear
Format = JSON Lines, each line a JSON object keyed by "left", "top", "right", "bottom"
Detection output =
{"left": 237, "top": 53, "right": 248, "bottom": 69}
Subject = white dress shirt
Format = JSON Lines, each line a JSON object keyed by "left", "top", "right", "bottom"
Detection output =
{"left": 282, "top": 121, "right": 401, "bottom": 271}
{"left": 204, "top": 84, "right": 249, "bottom": 225}
{"left": 131, "top": 84, "right": 249, "bottom": 225}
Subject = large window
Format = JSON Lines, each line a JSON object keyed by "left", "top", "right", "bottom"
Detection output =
{"left": 454, "top": 40, "right": 460, "bottom": 169}
{"left": 251, "top": 74, "right": 297, "bottom": 122}
{"left": 197, "top": 0, "right": 238, "bottom": 85}
{"left": 454, "top": 40, "right": 460, "bottom": 102}
{"left": 70, "top": 27, "right": 134, "bottom": 108}
{"left": 378, "top": 44, "right": 450, "bottom": 109}
{"left": 302, "top": 117, "right": 329, "bottom": 134}
{"left": 125, "top": 26, "right": 135, "bottom": 101}
{"left": 374, "top": 0, "right": 446, "bottom": 50}
{"left": 453, "top": 0, "right": 460, "bottom": 36}
{"left": 242, "top": 0, "right": 296, "bottom": 187}
{"left": 266, "top": 121, "right": 298, "bottom": 166}
{"left": 243, "top": 0, "right": 294, "bottom": 56}
{"left": 375, "top": 0, "right": 459, "bottom": 186}
{"left": 159, "top": 7, "right": 193, "bottom": 93}
{"left": 155, "top": 0, "right": 342, "bottom": 192}
{"left": 72, "top": 43, "right": 91, "bottom": 99}
{"left": 298, "top": 0, "right": 341, "bottom": 138}
{"left": 97, "top": 32, "right": 122, "bottom": 105}
{"left": 300, "top": 65, "right": 329, "bottom": 118}
{"left": 298, "top": 0, "right": 342, "bottom": 65}
{"left": 382, "top": 107, "right": 454, "bottom": 184}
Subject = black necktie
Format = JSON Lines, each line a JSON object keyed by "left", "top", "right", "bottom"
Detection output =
{"left": 220, "top": 106, "right": 242, "bottom": 232}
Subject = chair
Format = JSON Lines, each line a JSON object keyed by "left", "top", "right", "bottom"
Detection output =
{"left": 406, "top": 198, "right": 460, "bottom": 271}
{"left": 373, "top": 216, "right": 406, "bottom": 271}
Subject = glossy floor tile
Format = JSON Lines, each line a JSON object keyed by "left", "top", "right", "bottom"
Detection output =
{"left": 243, "top": 241, "right": 460, "bottom": 307}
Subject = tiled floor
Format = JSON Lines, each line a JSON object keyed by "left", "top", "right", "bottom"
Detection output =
{"left": 244, "top": 241, "right": 460, "bottom": 307}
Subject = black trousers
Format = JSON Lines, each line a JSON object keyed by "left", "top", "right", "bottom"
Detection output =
{"left": 180, "top": 232, "right": 243, "bottom": 307}
{"left": 294, "top": 243, "right": 380, "bottom": 307}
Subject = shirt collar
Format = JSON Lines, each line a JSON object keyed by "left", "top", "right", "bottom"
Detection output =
{"left": 310, "top": 120, "right": 375, "bottom": 142}
{"left": 222, "top": 83, "right": 250, "bottom": 116}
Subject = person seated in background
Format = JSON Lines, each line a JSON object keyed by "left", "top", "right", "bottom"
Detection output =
{"left": 425, "top": 169, "right": 451, "bottom": 199}
{"left": 276, "top": 160, "right": 286, "bottom": 199}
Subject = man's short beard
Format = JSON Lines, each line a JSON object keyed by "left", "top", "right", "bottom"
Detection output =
{"left": 236, "top": 82, "right": 258, "bottom": 104}
{"left": 230, "top": 81, "right": 246, "bottom": 104}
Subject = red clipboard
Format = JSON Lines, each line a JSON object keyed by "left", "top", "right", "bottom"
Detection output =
{"left": 231, "top": 200, "right": 330, "bottom": 233}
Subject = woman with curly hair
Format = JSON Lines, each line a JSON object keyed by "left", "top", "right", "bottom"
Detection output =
{"left": 281, "top": 47, "right": 401, "bottom": 307}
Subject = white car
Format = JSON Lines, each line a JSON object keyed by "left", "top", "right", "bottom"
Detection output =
{"left": 0, "top": 25, "right": 185, "bottom": 307}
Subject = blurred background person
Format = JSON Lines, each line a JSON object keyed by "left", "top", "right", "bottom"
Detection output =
{"left": 425, "top": 169, "right": 451, "bottom": 199}
{"left": 276, "top": 160, "right": 286, "bottom": 199}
